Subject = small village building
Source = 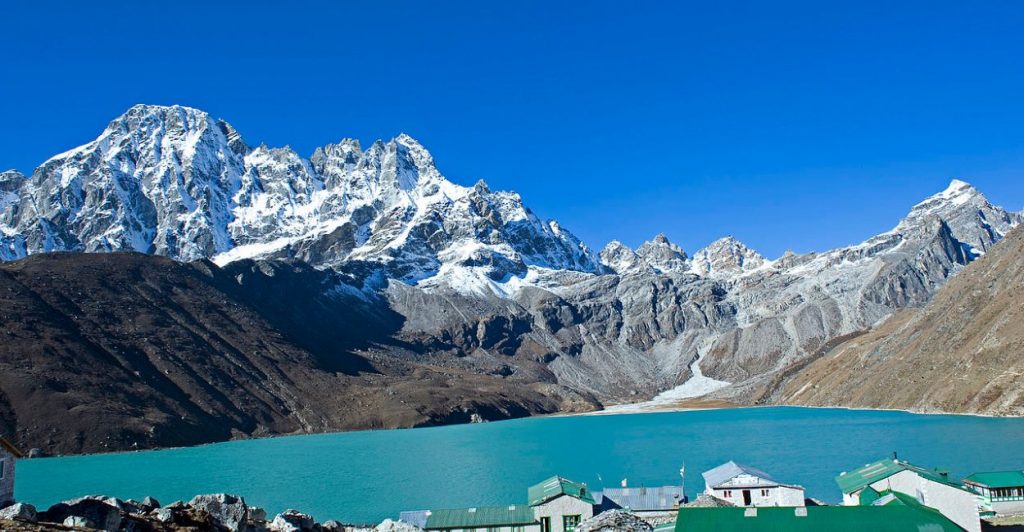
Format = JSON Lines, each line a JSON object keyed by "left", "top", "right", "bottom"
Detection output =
{"left": 597, "top": 485, "right": 683, "bottom": 518}
{"left": 673, "top": 503, "right": 962, "bottom": 531}
{"left": 836, "top": 457, "right": 980, "bottom": 532}
{"left": 0, "top": 436, "right": 24, "bottom": 508}
{"left": 528, "top": 476, "right": 597, "bottom": 532}
{"left": 701, "top": 461, "right": 805, "bottom": 507}
{"left": 422, "top": 506, "right": 541, "bottom": 532}
{"left": 963, "top": 470, "right": 1024, "bottom": 516}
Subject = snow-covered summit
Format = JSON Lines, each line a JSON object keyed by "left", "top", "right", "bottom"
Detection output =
{"left": 896, "top": 178, "right": 1016, "bottom": 255}
{"left": 690, "top": 236, "right": 766, "bottom": 277}
{"left": 3, "top": 107, "right": 1021, "bottom": 300}
{"left": 1, "top": 104, "right": 603, "bottom": 284}
{"left": 636, "top": 233, "right": 688, "bottom": 273}
{"left": 600, "top": 234, "right": 689, "bottom": 275}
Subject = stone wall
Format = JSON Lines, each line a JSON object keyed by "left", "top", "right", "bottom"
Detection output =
{"left": 0, "top": 450, "right": 14, "bottom": 506}
{"left": 533, "top": 496, "right": 594, "bottom": 532}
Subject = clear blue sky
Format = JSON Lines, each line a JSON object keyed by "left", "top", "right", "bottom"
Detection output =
{"left": 4, "top": 1, "right": 1024, "bottom": 258}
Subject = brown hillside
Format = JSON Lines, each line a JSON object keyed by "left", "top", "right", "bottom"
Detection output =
{"left": 780, "top": 226, "right": 1024, "bottom": 415}
{"left": 0, "top": 253, "right": 592, "bottom": 455}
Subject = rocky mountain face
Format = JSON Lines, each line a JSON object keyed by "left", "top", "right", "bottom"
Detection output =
{"left": 777, "top": 224, "right": 1024, "bottom": 416}
{"left": 1, "top": 104, "right": 1022, "bottom": 453}
{"left": 0, "top": 105, "right": 602, "bottom": 286}
{"left": 0, "top": 253, "right": 595, "bottom": 455}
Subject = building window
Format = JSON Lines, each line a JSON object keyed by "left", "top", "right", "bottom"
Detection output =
{"left": 513, "top": 527, "right": 525, "bottom": 532}
{"left": 761, "top": 489, "right": 769, "bottom": 497}
{"left": 563, "top": 515, "right": 581, "bottom": 532}
{"left": 540, "top": 517, "right": 551, "bottom": 532}
{"left": 723, "top": 490, "right": 732, "bottom": 498}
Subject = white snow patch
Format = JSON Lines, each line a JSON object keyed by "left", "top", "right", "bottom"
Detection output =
{"left": 602, "top": 352, "right": 730, "bottom": 413}
{"left": 212, "top": 236, "right": 294, "bottom": 265}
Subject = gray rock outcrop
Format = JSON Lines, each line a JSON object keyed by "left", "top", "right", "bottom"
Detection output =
{"left": 189, "top": 493, "right": 250, "bottom": 531}
{"left": 0, "top": 502, "right": 37, "bottom": 522}
{"left": 576, "top": 510, "right": 653, "bottom": 532}
{"left": 271, "top": 509, "right": 318, "bottom": 531}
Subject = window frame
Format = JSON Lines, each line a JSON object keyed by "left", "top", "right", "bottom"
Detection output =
{"left": 562, "top": 514, "right": 582, "bottom": 532}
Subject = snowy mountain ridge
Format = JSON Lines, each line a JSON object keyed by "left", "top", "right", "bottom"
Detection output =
{"left": 5, "top": 105, "right": 1019, "bottom": 301}
{"left": 0, "top": 105, "right": 602, "bottom": 288}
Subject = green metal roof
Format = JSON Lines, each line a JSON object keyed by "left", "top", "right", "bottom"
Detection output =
{"left": 425, "top": 505, "right": 538, "bottom": 529}
{"left": 528, "top": 476, "right": 596, "bottom": 506}
{"left": 858, "top": 486, "right": 882, "bottom": 506}
{"left": 673, "top": 505, "right": 962, "bottom": 532}
{"left": 964, "top": 470, "right": 1024, "bottom": 488}
{"left": 835, "top": 459, "right": 905, "bottom": 494}
{"left": 835, "top": 458, "right": 967, "bottom": 494}
{"left": 874, "top": 490, "right": 925, "bottom": 507}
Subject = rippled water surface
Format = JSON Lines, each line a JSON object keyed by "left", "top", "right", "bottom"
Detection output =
{"left": 18, "top": 407, "right": 1024, "bottom": 523}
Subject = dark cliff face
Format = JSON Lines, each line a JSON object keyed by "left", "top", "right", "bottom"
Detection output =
{"left": 0, "top": 253, "right": 596, "bottom": 455}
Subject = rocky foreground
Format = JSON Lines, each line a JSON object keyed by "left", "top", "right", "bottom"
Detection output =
{"left": 0, "top": 496, "right": 659, "bottom": 532}
{"left": 0, "top": 494, "right": 422, "bottom": 532}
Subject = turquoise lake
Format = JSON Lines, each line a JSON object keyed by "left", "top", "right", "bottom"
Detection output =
{"left": 16, "top": 407, "right": 1024, "bottom": 523}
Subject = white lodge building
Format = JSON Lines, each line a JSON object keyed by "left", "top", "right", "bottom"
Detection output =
{"left": 836, "top": 457, "right": 981, "bottom": 532}
{"left": 702, "top": 461, "right": 806, "bottom": 507}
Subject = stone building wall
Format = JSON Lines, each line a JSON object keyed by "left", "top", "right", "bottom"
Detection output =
{"left": 0, "top": 449, "right": 14, "bottom": 506}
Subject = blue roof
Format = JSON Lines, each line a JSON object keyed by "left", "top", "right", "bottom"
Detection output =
{"left": 598, "top": 486, "right": 684, "bottom": 511}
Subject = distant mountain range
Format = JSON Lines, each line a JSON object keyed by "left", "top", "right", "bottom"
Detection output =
{"left": 1, "top": 105, "right": 1021, "bottom": 453}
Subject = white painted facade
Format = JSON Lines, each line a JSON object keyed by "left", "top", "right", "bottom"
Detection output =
{"left": 0, "top": 446, "right": 14, "bottom": 507}
{"left": 847, "top": 470, "right": 980, "bottom": 532}
{"left": 532, "top": 495, "right": 594, "bottom": 532}
{"left": 702, "top": 462, "right": 805, "bottom": 508}
{"left": 707, "top": 483, "right": 805, "bottom": 507}
{"left": 990, "top": 497, "right": 1024, "bottom": 515}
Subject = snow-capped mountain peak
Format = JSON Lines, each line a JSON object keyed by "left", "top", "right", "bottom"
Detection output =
{"left": 599, "top": 240, "right": 646, "bottom": 275}
{"left": 1, "top": 105, "right": 603, "bottom": 287}
{"left": 635, "top": 233, "right": 688, "bottom": 274}
{"left": 690, "top": 236, "right": 766, "bottom": 277}
{"left": 4, "top": 106, "right": 1022, "bottom": 302}
{"left": 896, "top": 178, "right": 1020, "bottom": 255}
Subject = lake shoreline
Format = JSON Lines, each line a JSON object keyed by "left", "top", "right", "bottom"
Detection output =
{"left": 19, "top": 398, "right": 1020, "bottom": 461}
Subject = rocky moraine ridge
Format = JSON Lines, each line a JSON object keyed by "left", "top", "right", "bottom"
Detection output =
{"left": 1, "top": 104, "right": 1021, "bottom": 453}
{"left": 0, "top": 493, "right": 419, "bottom": 531}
